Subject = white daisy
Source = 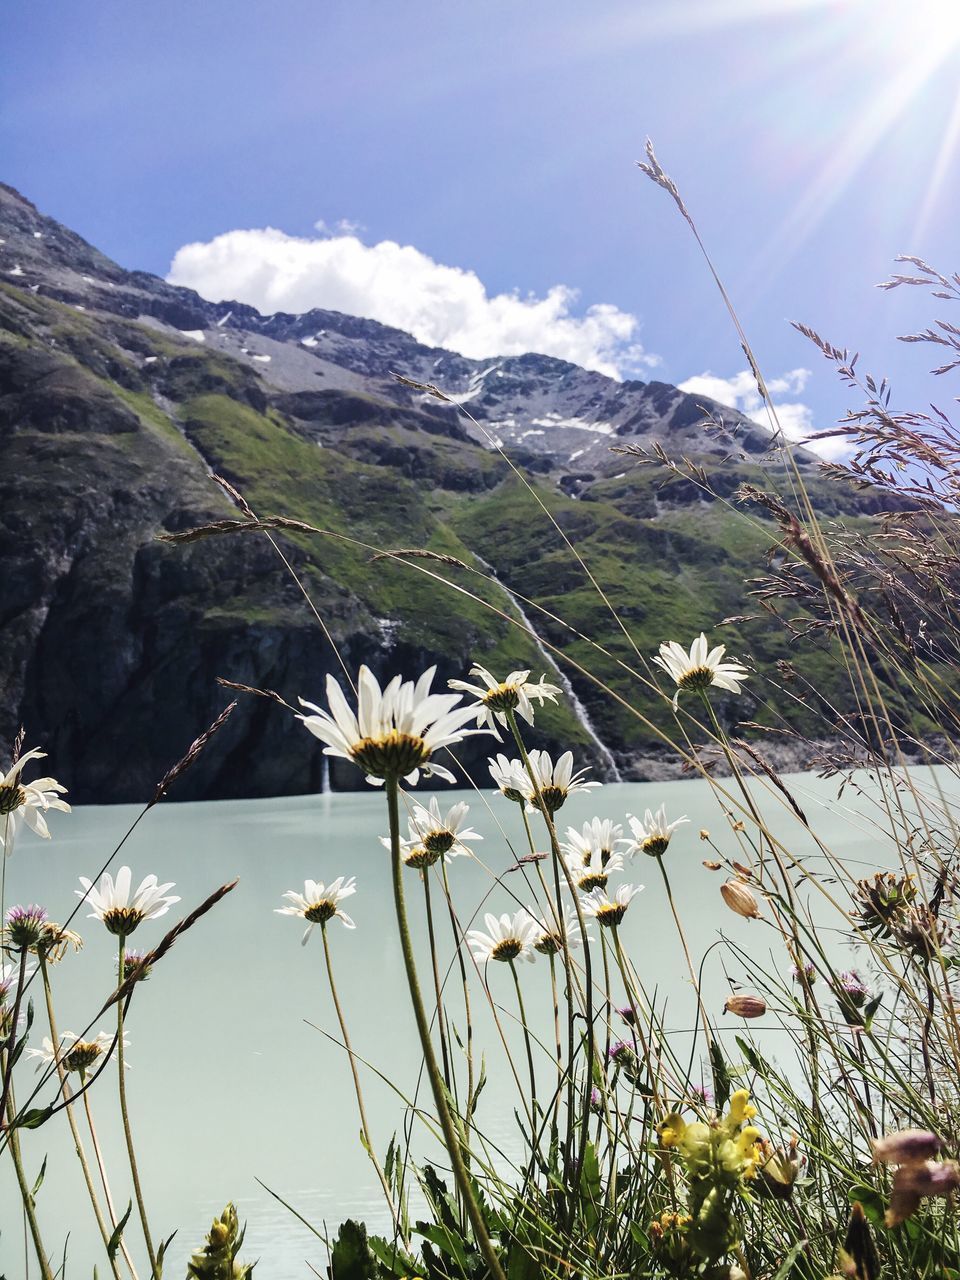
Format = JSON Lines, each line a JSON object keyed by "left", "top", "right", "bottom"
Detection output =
{"left": 488, "top": 754, "right": 530, "bottom": 803}
{"left": 653, "top": 633, "right": 749, "bottom": 710}
{"left": 276, "top": 876, "right": 357, "bottom": 944}
{"left": 76, "top": 867, "right": 180, "bottom": 937}
{"left": 580, "top": 883, "right": 644, "bottom": 929}
{"left": 626, "top": 806, "right": 690, "bottom": 858}
{"left": 563, "top": 848, "right": 625, "bottom": 894}
{"left": 0, "top": 747, "right": 70, "bottom": 857}
{"left": 466, "top": 910, "right": 539, "bottom": 965}
{"left": 407, "top": 797, "right": 482, "bottom": 857}
{"left": 298, "top": 665, "right": 488, "bottom": 786}
{"left": 562, "top": 817, "right": 629, "bottom": 870}
{"left": 383, "top": 796, "right": 482, "bottom": 869}
{"left": 522, "top": 750, "right": 601, "bottom": 815}
{"left": 530, "top": 903, "right": 588, "bottom": 955}
{"left": 26, "top": 1030, "right": 124, "bottom": 1075}
{"left": 448, "top": 665, "right": 561, "bottom": 736}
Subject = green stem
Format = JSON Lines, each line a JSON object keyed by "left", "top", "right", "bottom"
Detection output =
{"left": 4, "top": 1070, "right": 54, "bottom": 1280}
{"left": 82, "top": 1082, "right": 141, "bottom": 1280}
{"left": 386, "top": 778, "right": 507, "bottom": 1280}
{"left": 321, "top": 922, "right": 406, "bottom": 1242}
{"left": 509, "top": 960, "right": 538, "bottom": 1121}
{"left": 38, "top": 956, "right": 124, "bottom": 1280}
{"left": 422, "top": 871, "right": 452, "bottom": 1092}
{"left": 116, "top": 937, "right": 159, "bottom": 1277}
{"left": 653, "top": 854, "right": 714, "bottom": 1058}
{"left": 440, "top": 861, "right": 475, "bottom": 1142}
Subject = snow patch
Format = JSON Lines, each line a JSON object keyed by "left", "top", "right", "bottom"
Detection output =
{"left": 216, "top": 310, "right": 233, "bottom": 327}
{"left": 569, "top": 449, "right": 584, "bottom": 462}
{"left": 531, "top": 413, "right": 614, "bottom": 434}
{"left": 180, "top": 330, "right": 206, "bottom": 343}
{"left": 32, "top": 231, "right": 42, "bottom": 240}
{"left": 520, "top": 429, "right": 545, "bottom": 439}
{"left": 81, "top": 275, "right": 97, "bottom": 284}
{"left": 300, "top": 336, "right": 319, "bottom": 348}
{"left": 7, "top": 264, "right": 24, "bottom": 277}
{"left": 143, "top": 356, "right": 158, "bottom": 365}
{"left": 252, "top": 354, "right": 271, "bottom": 363}
{"left": 74, "top": 304, "right": 86, "bottom": 312}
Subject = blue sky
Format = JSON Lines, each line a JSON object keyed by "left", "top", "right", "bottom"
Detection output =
{"left": 5, "top": 0, "right": 960, "bottom": 450}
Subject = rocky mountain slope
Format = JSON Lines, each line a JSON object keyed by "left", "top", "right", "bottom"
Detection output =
{"left": 0, "top": 183, "right": 894, "bottom": 802}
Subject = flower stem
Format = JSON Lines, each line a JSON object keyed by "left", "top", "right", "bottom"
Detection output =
{"left": 82, "top": 1082, "right": 141, "bottom": 1280}
{"left": 116, "top": 937, "right": 159, "bottom": 1277}
{"left": 422, "top": 870, "right": 453, "bottom": 1092}
{"left": 386, "top": 777, "right": 506, "bottom": 1280}
{"left": 509, "top": 960, "right": 538, "bottom": 1121}
{"left": 4, "top": 1070, "right": 55, "bottom": 1280}
{"left": 320, "top": 921, "right": 406, "bottom": 1242}
{"left": 38, "top": 956, "right": 124, "bottom": 1280}
{"left": 0, "top": 947, "right": 29, "bottom": 1128}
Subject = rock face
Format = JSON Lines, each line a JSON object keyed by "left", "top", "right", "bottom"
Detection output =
{"left": 0, "top": 184, "right": 895, "bottom": 802}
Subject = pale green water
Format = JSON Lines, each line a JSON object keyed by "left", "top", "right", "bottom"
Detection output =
{"left": 0, "top": 770, "right": 953, "bottom": 1278}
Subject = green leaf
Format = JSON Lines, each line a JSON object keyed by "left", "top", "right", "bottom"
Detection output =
{"left": 366, "top": 1235, "right": 420, "bottom": 1278}
{"left": 11, "top": 1105, "right": 53, "bottom": 1131}
{"left": 415, "top": 1223, "right": 469, "bottom": 1271}
{"left": 107, "top": 1202, "right": 133, "bottom": 1263}
{"left": 470, "top": 1056, "right": 487, "bottom": 1118}
{"left": 771, "top": 1240, "right": 808, "bottom": 1279}
{"left": 30, "top": 1156, "right": 47, "bottom": 1199}
{"left": 331, "top": 1219, "right": 378, "bottom": 1280}
{"left": 848, "top": 1184, "right": 886, "bottom": 1227}
{"left": 711, "top": 1038, "right": 732, "bottom": 1108}
{"left": 579, "top": 1141, "right": 602, "bottom": 1235}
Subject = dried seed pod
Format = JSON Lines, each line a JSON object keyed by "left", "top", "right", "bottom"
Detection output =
{"left": 721, "top": 879, "right": 762, "bottom": 919}
{"left": 723, "top": 994, "right": 766, "bottom": 1018}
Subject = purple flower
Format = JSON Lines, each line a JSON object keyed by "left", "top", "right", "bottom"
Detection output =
{"left": 5, "top": 904, "right": 47, "bottom": 948}
{"left": 688, "top": 1083, "right": 714, "bottom": 1107}
{"left": 617, "top": 1005, "right": 637, "bottom": 1026}
{"left": 607, "top": 1040, "right": 636, "bottom": 1066}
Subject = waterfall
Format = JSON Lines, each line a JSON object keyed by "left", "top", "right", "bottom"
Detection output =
{"left": 480, "top": 560, "right": 623, "bottom": 782}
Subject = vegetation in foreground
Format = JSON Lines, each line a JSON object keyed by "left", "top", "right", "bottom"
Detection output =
{"left": 3, "top": 149, "right": 960, "bottom": 1279}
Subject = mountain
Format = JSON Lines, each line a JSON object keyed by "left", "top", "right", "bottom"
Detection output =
{"left": 0, "top": 184, "right": 895, "bottom": 802}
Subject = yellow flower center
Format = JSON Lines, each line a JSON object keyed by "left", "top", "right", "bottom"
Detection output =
{"left": 678, "top": 665, "right": 715, "bottom": 691}
{"left": 0, "top": 783, "right": 26, "bottom": 816}
{"left": 304, "top": 900, "right": 338, "bottom": 924}
{"left": 491, "top": 938, "right": 523, "bottom": 961}
{"left": 350, "top": 731, "right": 431, "bottom": 780}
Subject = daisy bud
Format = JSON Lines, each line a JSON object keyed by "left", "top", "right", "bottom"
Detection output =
{"left": 702, "top": 860, "right": 722, "bottom": 870}
{"left": 886, "top": 1159, "right": 960, "bottom": 1227}
{"left": 872, "top": 1128, "right": 942, "bottom": 1165}
{"left": 699, "top": 829, "right": 710, "bottom": 840}
{"left": 723, "top": 994, "right": 766, "bottom": 1019}
{"left": 5, "top": 904, "right": 47, "bottom": 948}
{"left": 720, "top": 880, "right": 762, "bottom": 919}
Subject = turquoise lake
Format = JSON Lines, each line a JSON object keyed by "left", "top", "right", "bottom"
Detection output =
{"left": 0, "top": 769, "right": 951, "bottom": 1278}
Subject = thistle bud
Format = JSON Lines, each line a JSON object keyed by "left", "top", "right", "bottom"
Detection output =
{"left": 720, "top": 880, "right": 761, "bottom": 919}
{"left": 723, "top": 994, "right": 766, "bottom": 1019}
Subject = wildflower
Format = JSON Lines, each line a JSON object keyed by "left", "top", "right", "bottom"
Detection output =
{"left": 653, "top": 633, "right": 749, "bottom": 709}
{"left": 0, "top": 746, "right": 70, "bottom": 857}
{"left": 562, "top": 817, "right": 628, "bottom": 869}
{"left": 522, "top": 749, "right": 600, "bottom": 815}
{"left": 589, "top": 1087, "right": 604, "bottom": 1115}
{"left": 488, "top": 754, "right": 529, "bottom": 803}
{"left": 77, "top": 867, "right": 180, "bottom": 937}
{"left": 298, "top": 665, "right": 487, "bottom": 786}
{"left": 4, "top": 904, "right": 48, "bottom": 948}
{"left": 580, "top": 883, "right": 643, "bottom": 929}
{"left": 119, "top": 949, "right": 154, "bottom": 983}
{"left": 564, "top": 848, "right": 625, "bottom": 893}
{"left": 447, "top": 665, "right": 561, "bottom": 735}
{"left": 872, "top": 1128, "right": 942, "bottom": 1165}
{"left": 688, "top": 1083, "right": 713, "bottom": 1108}
{"left": 607, "top": 1040, "right": 636, "bottom": 1068}
{"left": 886, "top": 1158, "right": 960, "bottom": 1227}
{"left": 26, "top": 1031, "right": 123, "bottom": 1075}
{"left": 726, "top": 1089, "right": 758, "bottom": 1126}
{"left": 626, "top": 806, "right": 689, "bottom": 858}
{"left": 834, "top": 969, "right": 874, "bottom": 1025}
{"left": 720, "top": 879, "right": 762, "bottom": 919}
{"left": 530, "top": 904, "right": 586, "bottom": 955}
{"left": 406, "top": 797, "right": 482, "bottom": 858}
{"left": 617, "top": 1004, "right": 637, "bottom": 1026}
{"left": 723, "top": 994, "right": 766, "bottom": 1019}
{"left": 854, "top": 871, "right": 917, "bottom": 937}
{"left": 466, "top": 910, "right": 538, "bottom": 965}
{"left": 276, "top": 877, "right": 357, "bottom": 944}
{"left": 837, "top": 969, "right": 869, "bottom": 1005}
{"left": 35, "top": 921, "right": 82, "bottom": 962}
{"left": 894, "top": 905, "right": 952, "bottom": 958}
{"left": 757, "top": 1135, "right": 804, "bottom": 1200}
{"left": 790, "top": 961, "right": 816, "bottom": 985}
{"left": 186, "top": 1202, "right": 254, "bottom": 1280}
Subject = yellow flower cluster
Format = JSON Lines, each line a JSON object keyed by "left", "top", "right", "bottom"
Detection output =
{"left": 655, "top": 1090, "right": 765, "bottom": 1263}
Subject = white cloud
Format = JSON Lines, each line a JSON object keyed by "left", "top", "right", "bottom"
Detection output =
{"left": 678, "top": 367, "right": 848, "bottom": 461}
{"left": 167, "top": 227, "right": 658, "bottom": 379}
